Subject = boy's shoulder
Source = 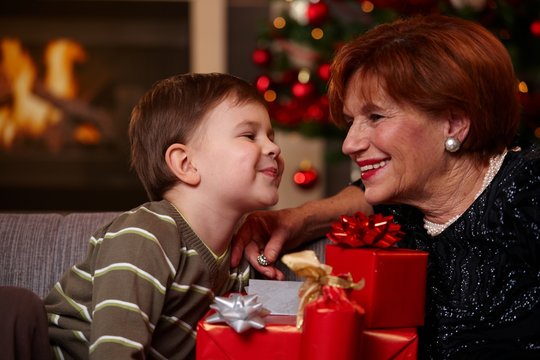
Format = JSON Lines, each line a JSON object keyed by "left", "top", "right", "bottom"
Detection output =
{"left": 94, "top": 200, "right": 180, "bottom": 237}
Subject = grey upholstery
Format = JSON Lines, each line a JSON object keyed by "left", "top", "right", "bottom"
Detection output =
{"left": 0, "top": 212, "right": 327, "bottom": 299}
{"left": 0, "top": 212, "right": 118, "bottom": 298}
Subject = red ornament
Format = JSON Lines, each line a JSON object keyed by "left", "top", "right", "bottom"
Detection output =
{"left": 293, "top": 162, "right": 318, "bottom": 189}
{"left": 305, "top": 99, "right": 327, "bottom": 122}
{"left": 271, "top": 101, "right": 303, "bottom": 125}
{"left": 317, "top": 63, "right": 331, "bottom": 81}
{"left": 307, "top": 1, "right": 329, "bottom": 27}
{"left": 255, "top": 75, "right": 271, "bottom": 92}
{"left": 531, "top": 20, "right": 540, "bottom": 37}
{"left": 291, "top": 81, "right": 315, "bottom": 99}
{"left": 327, "top": 212, "right": 404, "bottom": 248}
{"left": 251, "top": 48, "right": 271, "bottom": 67}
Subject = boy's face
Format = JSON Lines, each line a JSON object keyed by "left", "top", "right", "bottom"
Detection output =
{"left": 188, "top": 97, "right": 283, "bottom": 213}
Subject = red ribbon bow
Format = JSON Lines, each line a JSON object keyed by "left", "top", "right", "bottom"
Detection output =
{"left": 311, "top": 285, "right": 364, "bottom": 313}
{"left": 327, "top": 212, "right": 404, "bottom": 248}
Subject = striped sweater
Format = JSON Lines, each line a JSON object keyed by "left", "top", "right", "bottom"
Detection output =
{"left": 45, "top": 200, "right": 250, "bottom": 359}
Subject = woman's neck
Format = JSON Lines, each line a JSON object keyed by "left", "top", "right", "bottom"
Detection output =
{"left": 421, "top": 151, "right": 507, "bottom": 235}
{"left": 423, "top": 162, "right": 486, "bottom": 223}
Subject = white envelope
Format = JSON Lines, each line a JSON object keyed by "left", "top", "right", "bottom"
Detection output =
{"left": 247, "top": 279, "right": 302, "bottom": 316}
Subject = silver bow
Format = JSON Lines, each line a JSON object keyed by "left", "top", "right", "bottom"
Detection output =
{"left": 206, "top": 293, "right": 270, "bottom": 333}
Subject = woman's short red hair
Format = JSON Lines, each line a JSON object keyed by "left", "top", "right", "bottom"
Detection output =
{"left": 328, "top": 15, "right": 520, "bottom": 159}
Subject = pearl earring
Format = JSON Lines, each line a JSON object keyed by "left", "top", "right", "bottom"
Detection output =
{"left": 445, "top": 136, "right": 461, "bottom": 152}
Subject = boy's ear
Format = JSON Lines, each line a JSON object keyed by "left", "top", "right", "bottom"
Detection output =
{"left": 446, "top": 110, "right": 470, "bottom": 143}
{"left": 165, "top": 143, "right": 200, "bottom": 186}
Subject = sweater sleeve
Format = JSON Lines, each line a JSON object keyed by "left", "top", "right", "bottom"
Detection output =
{"left": 88, "top": 207, "right": 181, "bottom": 358}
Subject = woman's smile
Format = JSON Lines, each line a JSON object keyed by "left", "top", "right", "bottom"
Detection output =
{"left": 357, "top": 158, "right": 390, "bottom": 180}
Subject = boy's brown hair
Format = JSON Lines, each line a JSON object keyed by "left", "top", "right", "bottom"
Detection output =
{"left": 129, "top": 73, "right": 266, "bottom": 201}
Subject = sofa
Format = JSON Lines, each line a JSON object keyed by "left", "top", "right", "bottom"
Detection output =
{"left": 0, "top": 211, "right": 326, "bottom": 298}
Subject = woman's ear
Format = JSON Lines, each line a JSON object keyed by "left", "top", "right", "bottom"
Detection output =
{"left": 165, "top": 143, "right": 201, "bottom": 186}
{"left": 446, "top": 110, "right": 470, "bottom": 143}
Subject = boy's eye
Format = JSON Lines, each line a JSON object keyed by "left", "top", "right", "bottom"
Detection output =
{"left": 242, "top": 133, "right": 256, "bottom": 140}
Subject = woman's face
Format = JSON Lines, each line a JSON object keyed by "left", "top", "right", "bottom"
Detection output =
{"left": 342, "top": 73, "right": 448, "bottom": 206}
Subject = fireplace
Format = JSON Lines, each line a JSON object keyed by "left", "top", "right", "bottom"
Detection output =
{"left": 0, "top": 1, "right": 190, "bottom": 211}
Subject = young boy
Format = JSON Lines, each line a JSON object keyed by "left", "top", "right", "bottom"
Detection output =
{"left": 44, "top": 73, "right": 283, "bottom": 359}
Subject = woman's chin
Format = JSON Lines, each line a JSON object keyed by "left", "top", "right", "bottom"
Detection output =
{"left": 364, "top": 188, "right": 389, "bottom": 206}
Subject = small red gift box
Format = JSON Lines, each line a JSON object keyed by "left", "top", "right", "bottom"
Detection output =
{"left": 301, "top": 286, "right": 365, "bottom": 360}
{"left": 361, "top": 328, "right": 418, "bottom": 359}
{"left": 196, "top": 314, "right": 301, "bottom": 360}
{"left": 326, "top": 244, "right": 428, "bottom": 328}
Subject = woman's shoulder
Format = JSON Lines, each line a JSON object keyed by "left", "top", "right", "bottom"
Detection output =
{"left": 504, "top": 143, "right": 540, "bottom": 169}
{"left": 497, "top": 144, "right": 540, "bottom": 190}
{"left": 487, "top": 144, "right": 540, "bottom": 235}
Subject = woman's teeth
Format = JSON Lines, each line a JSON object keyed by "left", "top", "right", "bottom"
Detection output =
{"left": 360, "top": 160, "right": 388, "bottom": 173}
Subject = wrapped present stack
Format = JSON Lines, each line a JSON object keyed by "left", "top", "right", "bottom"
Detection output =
{"left": 326, "top": 212, "right": 428, "bottom": 359}
{"left": 196, "top": 211, "right": 428, "bottom": 359}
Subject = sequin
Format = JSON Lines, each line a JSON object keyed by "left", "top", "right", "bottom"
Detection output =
{"left": 376, "top": 145, "right": 540, "bottom": 359}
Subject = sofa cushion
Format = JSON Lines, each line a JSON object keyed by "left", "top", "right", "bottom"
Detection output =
{"left": 0, "top": 212, "right": 118, "bottom": 298}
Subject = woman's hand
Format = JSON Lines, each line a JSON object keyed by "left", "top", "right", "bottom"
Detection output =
{"left": 231, "top": 209, "right": 300, "bottom": 280}
{"left": 231, "top": 184, "right": 370, "bottom": 280}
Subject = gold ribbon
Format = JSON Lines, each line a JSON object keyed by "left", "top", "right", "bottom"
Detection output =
{"left": 282, "top": 250, "right": 364, "bottom": 329}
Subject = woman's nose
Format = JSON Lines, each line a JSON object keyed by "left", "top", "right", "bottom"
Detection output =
{"left": 342, "top": 125, "right": 369, "bottom": 156}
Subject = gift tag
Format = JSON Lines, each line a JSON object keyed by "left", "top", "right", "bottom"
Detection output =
{"left": 247, "top": 279, "right": 302, "bottom": 315}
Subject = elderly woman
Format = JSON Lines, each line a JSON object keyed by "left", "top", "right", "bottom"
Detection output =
{"left": 232, "top": 15, "right": 540, "bottom": 359}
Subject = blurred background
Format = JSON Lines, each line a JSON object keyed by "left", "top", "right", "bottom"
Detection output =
{"left": 1, "top": 0, "right": 539, "bottom": 212}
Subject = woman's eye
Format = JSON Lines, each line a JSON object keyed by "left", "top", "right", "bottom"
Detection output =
{"left": 343, "top": 116, "right": 354, "bottom": 127}
{"left": 369, "top": 113, "right": 384, "bottom": 122}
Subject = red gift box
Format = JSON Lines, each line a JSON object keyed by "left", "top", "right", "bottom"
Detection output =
{"left": 326, "top": 244, "right": 428, "bottom": 328}
{"left": 301, "top": 286, "right": 365, "bottom": 360}
{"left": 361, "top": 328, "right": 418, "bottom": 359}
{"left": 196, "top": 314, "right": 301, "bottom": 360}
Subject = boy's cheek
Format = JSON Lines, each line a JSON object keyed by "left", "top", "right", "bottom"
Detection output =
{"left": 277, "top": 155, "right": 285, "bottom": 176}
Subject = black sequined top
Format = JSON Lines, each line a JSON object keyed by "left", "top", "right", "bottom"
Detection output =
{"left": 378, "top": 145, "right": 540, "bottom": 359}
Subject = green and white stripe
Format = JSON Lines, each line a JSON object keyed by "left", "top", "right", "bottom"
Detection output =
{"left": 126, "top": 206, "right": 176, "bottom": 226}
{"left": 89, "top": 335, "right": 144, "bottom": 353}
{"left": 71, "top": 265, "right": 92, "bottom": 282}
{"left": 181, "top": 247, "right": 199, "bottom": 257}
{"left": 103, "top": 227, "right": 176, "bottom": 276}
{"left": 52, "top": 345, "right": 66, "bottom": 360}
{"left": 94, "top": 299, "right": 155, "bottom": 331}
{"left": 54, "top": 283, "right": 92, "bottom": 322}
{"left": 72, "top": 330, "right": 89, "bottom": 343}
{"left": 161, "top": 315, "right": 197, "bottom": 339}
{"left": 94, "top": 262, "right": 167, "bottom": 294}
{"left": 190, "top": 284, "right": 213, "bottom": 297}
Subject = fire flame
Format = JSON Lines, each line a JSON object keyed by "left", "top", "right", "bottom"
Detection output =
{"left": 0, "top": 37, "right": 88, "bottom": 149}
{"left": 44, "top": 39, "right": 86, "bottom": 99}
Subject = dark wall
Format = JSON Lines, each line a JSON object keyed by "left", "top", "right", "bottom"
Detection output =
{"left": 228, "top": 2, "right": 269, "bottom": 83}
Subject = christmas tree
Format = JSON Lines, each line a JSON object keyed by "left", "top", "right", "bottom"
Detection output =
{"left": 251, "top": 0, "right": 540, "bottom": 145}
